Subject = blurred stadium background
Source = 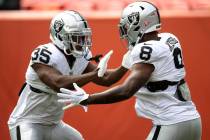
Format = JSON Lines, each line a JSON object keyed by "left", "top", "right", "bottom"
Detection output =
{"left": 1, "top": 0, "right": 210, "bottom": 10}
{"left": 0, "top": 0, "right": 210, "bottom": 140}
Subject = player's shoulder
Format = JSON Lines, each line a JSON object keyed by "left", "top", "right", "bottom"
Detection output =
{"left": 129, "top": 42, "right": 159, "bottom": 64}
{"left": 159, "top": 32, "right": 177, "bottom": 37}
{"left": 132, "top": 32, "right": 180, "bottom": 52}
{"left": 34, "top": 43, "right": 56, "bottom": 52}
{"left": 130, "top": 40, "right": 161, "bottom": 58}
{"left": 30, "top": 43, "right": 61, "bottom": 65}
{"left": 130, "top": 33, "right": 177, "bottom": 62}
{"left": 32, "top": 43, "right": 63, "bottom": 56}
{"left": 159, "top": 32, "right": 181, "bottom": 49}
{"left": 159, "top": 32, "right": 180, "bottom": 43}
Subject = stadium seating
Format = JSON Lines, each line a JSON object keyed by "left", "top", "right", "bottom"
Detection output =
{"left": 157, "top": 0, "right": 189, "bottom": 10}
{"left": 21, "top": 0, "right": 64, "bottom": 10}
{"left": 20, "top": 0, "right": 210, "bottom": 11}
{"left": 64, "top": 0, "right": 94, "bottom": 11}
{"left": 187, "top": 0, "right": 210, "bottom": 10}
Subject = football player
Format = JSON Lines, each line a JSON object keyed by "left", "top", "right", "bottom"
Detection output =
{"left": 57, "top": 2, "right": 202, "bottom": 140}
{"left": 8, "top": 11, "right": 128, "bottom": 140}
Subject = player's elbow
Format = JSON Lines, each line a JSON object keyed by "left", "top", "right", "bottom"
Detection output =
{"left": 49, "top": 81, "right": 62, "bottom": 92}
{"left": 52, "top": 77, "right": 74, "bottom": 92}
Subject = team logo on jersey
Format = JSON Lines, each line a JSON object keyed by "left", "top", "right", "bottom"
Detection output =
{"left": 166, "top": 37, "right": 178, "bottom": 51}
{"left": 54, "top": 19, "right": 64, "bottom": 33}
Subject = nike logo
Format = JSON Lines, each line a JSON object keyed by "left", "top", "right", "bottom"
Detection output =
{"left": 144, "top": 43, "right": 152, "bottom": 45}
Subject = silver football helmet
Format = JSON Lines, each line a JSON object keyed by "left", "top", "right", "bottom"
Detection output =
{"left": 50, "top": 11, "right": 92, "bottom": 57}
{"left": 119, "top": 1, "right": 161, "bottom": 47}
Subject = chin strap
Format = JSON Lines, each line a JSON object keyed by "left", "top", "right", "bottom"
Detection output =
{"left": 135, "top": 32, "right": 145, "bottom": 46}
{"left": 64, "top": 47, "right": 72, "bottom": 55}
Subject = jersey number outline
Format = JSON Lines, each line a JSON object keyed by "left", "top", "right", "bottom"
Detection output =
{"left": 173, "top": 48, "right": 184, "bottom": 69}
{"left": 32, "top": 48, "right": 52, "bottom": 64}
{"left": 139, "top": 46, "right": 153, "bottom": 61}
{"left": 139, "top": 46, "right": 184, "bottom": 69}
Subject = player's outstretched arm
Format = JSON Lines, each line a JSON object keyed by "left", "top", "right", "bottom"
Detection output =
{"left": 84, "top": 51, "right": 129, "bottom": 87}
{"left": 58, "top": 63, "right": 154, "bottom": 107}
{"left": 32, "top": 63, "right": 99, "bottom": 92}
{"left": 82, "top": 63, "right": 154, "bottom": 105}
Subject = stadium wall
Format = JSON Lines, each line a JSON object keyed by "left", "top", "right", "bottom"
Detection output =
{"left": 0, "top": 11, "right": 209, "bottom": 140}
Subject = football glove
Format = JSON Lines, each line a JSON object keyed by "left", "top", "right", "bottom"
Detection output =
{"left": 57, "top": 83, "right": 89, "bottom": 112}
{"left": 97, "top": 50, "right": 113, "bottom": 77}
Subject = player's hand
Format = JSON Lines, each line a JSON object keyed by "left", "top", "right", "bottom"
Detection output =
{"left": 57, "top": 83, "right": 89, "bottom": 112}
{"left": 122, "top": 50, "right": 132, "bottom": 69}
{"left": 97, "top": 50, "right": 113, "bottom": 77}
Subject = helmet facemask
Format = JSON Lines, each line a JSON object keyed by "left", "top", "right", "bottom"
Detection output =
{"left": 119, "top": 12, "right": 142, "bottom": 49}
{"left": 119, "top": 12, "right": 140, "bottom": 46}
{"left": 118, "top": 20, "right": 130, "bottom": 49}
{"left": 62, "top": 28, "right": 92, "bottom": 57}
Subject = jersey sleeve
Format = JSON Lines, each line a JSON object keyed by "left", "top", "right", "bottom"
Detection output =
{"left": 30, "top": 45, "right": 54, "bottom": 66}
{"left": 130, "top": 44, "right": 165, "bottom": 68}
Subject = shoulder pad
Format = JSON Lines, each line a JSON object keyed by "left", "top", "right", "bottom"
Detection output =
{"left": 31, "top": 44, "right": 54, "bottom": 65}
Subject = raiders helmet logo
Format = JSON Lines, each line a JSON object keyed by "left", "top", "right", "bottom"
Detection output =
{"left": 128, "top": 12, "right": 139, "bottom": 25}
{"left": 54, "top": 19, "right": 64, "bottom": 33}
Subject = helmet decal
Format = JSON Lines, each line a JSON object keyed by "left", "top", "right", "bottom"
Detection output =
{"left": 54, "top": 19, "right": 64, "bottom": 33}
{"left": 128, "top": 12, "right": 139, "bottom": 25}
